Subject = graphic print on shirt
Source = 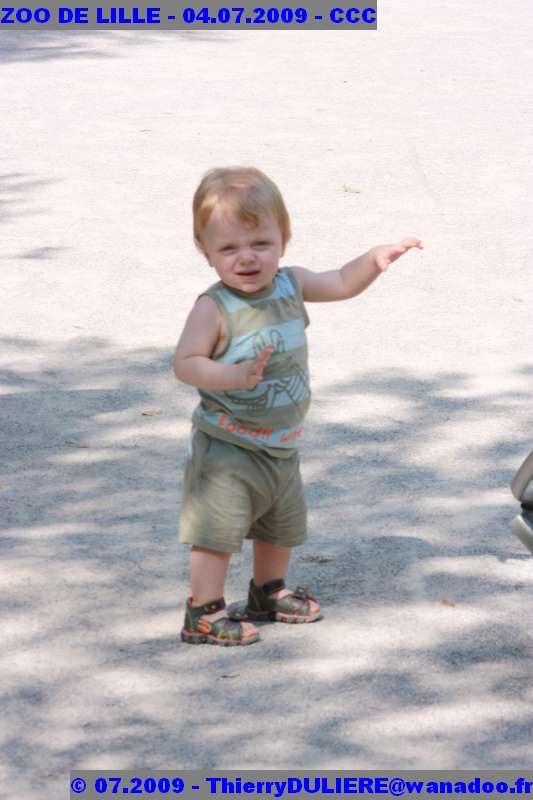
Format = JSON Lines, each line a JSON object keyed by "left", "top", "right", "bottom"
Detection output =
{"left": 223, "top": 328, "right": 310, "bottom": 415}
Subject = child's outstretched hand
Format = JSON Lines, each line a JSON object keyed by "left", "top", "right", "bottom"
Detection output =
{"left": 373, "top": 237, "right": 424, "bottom": 272}
{"left": 234, "top": 346, "right": 274, "bottom": 390}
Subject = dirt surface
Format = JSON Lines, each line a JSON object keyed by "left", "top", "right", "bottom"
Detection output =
{"left": 1, "top": 3, "right": 533, "bottom": 796}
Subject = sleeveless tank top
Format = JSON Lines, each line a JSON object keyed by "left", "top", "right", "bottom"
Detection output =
{"left": 192, "top": 267, "right": 311, "bottom": 459}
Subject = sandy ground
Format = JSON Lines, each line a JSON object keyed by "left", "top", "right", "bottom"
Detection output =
{"left": 1, "top": 2, "right": 533, "bottom": 796}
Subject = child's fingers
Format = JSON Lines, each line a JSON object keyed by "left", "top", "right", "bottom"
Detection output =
{"left": 255, "top": 346, "right": 274, "bottom": 367}
{"left": 400, "top": 237, "right": 424, "bottom": 249}
{"left": 246, "top": 347, "right": 274, "bottom": 385}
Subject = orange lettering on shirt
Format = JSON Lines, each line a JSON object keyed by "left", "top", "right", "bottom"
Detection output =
{"left": 216, "top": 415, "right": 276, "bottom": 442}
{"left": 280, "top": 427, "right": 303, "bottom": 442}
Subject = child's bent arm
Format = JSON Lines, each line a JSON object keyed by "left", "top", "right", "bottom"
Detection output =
{"left": 173, "top": 296, "right": 273, "bottom": 391}
{"left": 175, "top": 355, "right": 240, "bottom": 391}
{"left": 173, "top": 296, "right": 237, "bottom": 390}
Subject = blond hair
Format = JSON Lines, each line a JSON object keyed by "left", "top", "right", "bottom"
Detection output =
{"left": 193, "top": 167, "right": 291, "bottom": 252}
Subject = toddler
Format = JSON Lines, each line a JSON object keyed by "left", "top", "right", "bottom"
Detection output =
{"left": 173, "top": 166, "right": 423, "bottom": 645}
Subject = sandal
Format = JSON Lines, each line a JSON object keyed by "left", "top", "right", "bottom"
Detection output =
{"left": 180, "top": 597, "right": 260, "bottom": 646}
{"left": 244, "top": 578, "right": 322, "bottom": 624}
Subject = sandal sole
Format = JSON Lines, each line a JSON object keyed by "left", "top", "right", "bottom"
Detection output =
{"left": 246, "top": 609, "right": 323, "bottom": 624}
{"left": 180, "top": 629, "right": 260, "bottom": 646}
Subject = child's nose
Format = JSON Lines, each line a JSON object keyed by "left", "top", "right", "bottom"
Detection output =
{"left": 239, "top": 248, "right": 255, "bottom": 264}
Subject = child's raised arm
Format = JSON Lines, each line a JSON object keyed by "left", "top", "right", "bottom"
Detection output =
{"left": 291, "top": 237, "right": 423, "bottom": 303}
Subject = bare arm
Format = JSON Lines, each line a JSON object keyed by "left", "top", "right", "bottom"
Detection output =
{"left": 173, "top": 295, "right": 273, "bottom": 391}
{"left": 291, "top": 238, "right": 423, "bottom": 302}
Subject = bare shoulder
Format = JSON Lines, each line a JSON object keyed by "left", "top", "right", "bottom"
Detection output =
{"left": 286, "top": 266, "right": 305, "bottom": 293}
{"left": 194, "top": 293, "right": 222, "bottom": 319}
{"left": 183, "top": 294, "right": 223, "bottom": 336}
{"left": 174, "top": 293, "right": 223, "bottom": 362}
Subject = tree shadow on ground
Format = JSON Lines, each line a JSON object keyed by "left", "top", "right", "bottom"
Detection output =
{"left": 1, "top": 336, "right": 533, "bottom": 796}
{"left": 0, "top": 30, "right": 235, "bottom": 65}
{"left": 0, "top": 172, "right": 62, "bottom": 229}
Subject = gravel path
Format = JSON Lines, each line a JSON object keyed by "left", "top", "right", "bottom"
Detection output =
{"left": 1, "top": 5, "right": 532, "bottom": 796}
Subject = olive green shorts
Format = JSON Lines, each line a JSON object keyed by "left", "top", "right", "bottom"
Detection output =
{"left": 178, "top": 428, "right": 307, "bottom": 553}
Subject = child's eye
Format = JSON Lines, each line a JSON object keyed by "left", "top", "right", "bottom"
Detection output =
{"left": 220, "top": 245, "right": 235, "bottom": 253}
{"left": 254, "top": 241, "right": 269, "bottom": 247}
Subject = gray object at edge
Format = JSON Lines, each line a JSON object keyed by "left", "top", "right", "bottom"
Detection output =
{"left": 511, "top": 450, "right": 533, "bottom": 554}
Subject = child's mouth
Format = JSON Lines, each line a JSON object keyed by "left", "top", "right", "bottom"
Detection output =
{"left": 238, "top": 271, "right": 260, "bottom": 277}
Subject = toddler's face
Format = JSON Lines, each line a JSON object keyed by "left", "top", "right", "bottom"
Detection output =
{"left": 200, "top": 209, "right": 283, "bottom": 294}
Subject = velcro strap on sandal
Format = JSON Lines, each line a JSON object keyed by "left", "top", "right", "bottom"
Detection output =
{"left": 199, "top": 597, "right": 226, "bottom": 614}
{"left": 227, "top": 608, "right": 248, "bottom": 621}
{"left": 261, "top": 577, "right": 286, "bottom": 596}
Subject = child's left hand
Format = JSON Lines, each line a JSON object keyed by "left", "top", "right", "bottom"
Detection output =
{"left": 373, "top": 238, "right": 424, "bottom": 272}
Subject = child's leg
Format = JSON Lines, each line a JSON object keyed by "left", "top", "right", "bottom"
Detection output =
{"left": 253, "top": 541, "right": 291, "bottom": 588}
{"left": 252, "top": 540, "right": 320, "bottom": 617}
{"left": 190, "top": 545, "right": 231, "bottom": 605}
{"left": 179, "top": 431, "right": 261, "bottom": 643}
{"left": 188, "top": 545, "right": 258, "bottom": 637}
